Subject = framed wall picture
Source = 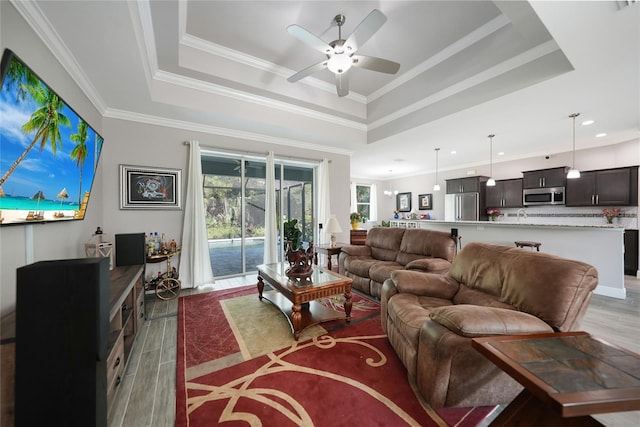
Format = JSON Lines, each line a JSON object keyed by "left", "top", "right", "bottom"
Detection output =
{"left": 120, "top": 164, "right": 182, "bottom": 209}
{"left": 418, "top": 193, "right": 433, "bottom": 210}
{"left": 397, "top": 192, "right": 412, "bottom": 212}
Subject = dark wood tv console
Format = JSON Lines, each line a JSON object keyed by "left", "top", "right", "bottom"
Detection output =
{"left": 4, "top": 259, "right": 144, "bottom": 426}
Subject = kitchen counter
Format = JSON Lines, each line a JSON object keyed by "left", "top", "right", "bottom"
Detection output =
{"left": 390, "top": 219, "right": 626, "bottom": 299}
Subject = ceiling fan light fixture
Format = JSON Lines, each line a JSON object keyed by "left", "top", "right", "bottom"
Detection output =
{"left": 327, "top": 54, "right": 353, "bottom": 74}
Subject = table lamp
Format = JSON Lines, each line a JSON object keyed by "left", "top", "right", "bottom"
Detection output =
{"left": 326, "top": 215, "right": 342, "bottom": 247}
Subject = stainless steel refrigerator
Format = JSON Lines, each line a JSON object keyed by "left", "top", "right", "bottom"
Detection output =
{"left": 445, "top": 193, "right": 480, "bottom": 221}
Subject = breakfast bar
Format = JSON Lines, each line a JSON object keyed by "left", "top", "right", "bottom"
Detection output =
{"left": 391, "top": 220, "right": 627, "bottom": 299}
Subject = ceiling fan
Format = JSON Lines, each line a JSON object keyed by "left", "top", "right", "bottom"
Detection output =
{"left": 286, "top": 9, "right": 400, "bottom": 97}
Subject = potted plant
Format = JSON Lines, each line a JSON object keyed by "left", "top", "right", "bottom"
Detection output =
{"left": 350, "top": 212, "right": 362, "bottom": 229}
{"left": 283, "top": 219, "right": 302, "bottom": 250}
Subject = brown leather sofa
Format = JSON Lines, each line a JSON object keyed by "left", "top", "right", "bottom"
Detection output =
{"left": 381, "top": 242, "right": 598, "bottom": 408}
{"left": 338, "top": 227, "right": 457, "bottom": 298}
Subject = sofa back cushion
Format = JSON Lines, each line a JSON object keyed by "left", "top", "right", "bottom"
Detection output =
{"left": 396, "top": 229, "right": 457, "bottom": 266}
{"left": 449, "top": 242, "right": 598, "bottom": 331}
{"left": 366, "top": 227, "right": 405, "bottom": 262}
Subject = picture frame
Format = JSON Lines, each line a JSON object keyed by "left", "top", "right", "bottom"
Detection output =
{"left": 418, "top": 193, "right": 433, "bottom": 210}
{"left": 120, "top": 164, "right": 182, "bottom": 210}
{"left": 396, "top": 192, "right": 412, "bottom": 212}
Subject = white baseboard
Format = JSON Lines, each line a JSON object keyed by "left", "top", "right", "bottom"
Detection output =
{"left": 594, "top": 285, "right": 626, "bottom": 299}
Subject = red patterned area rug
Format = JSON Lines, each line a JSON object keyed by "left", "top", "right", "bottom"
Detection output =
{"left": 176, "top": 285, "right": 496, "bottom": 426}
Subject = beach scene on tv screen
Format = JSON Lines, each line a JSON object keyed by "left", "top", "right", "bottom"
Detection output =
{"left": 0, "top": 52, "right": 103, "bottom": 225}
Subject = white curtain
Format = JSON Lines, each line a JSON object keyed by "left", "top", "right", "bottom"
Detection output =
{"left": 350, "top": 181, "right": 357, "bottom": 213}
{"left": 263, "top": 151, "right": 278, "bottom": 263}
{"left": 370, "top": 183, "right": 378, "bottom": 221}
{"left": 180, "top": 140, "right": 215, "bottom": 288}
{"left": 317, "top": 158, "right": 331, "bottom": 245}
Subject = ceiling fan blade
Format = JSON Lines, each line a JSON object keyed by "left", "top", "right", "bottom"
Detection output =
{"left": 352, "top": 55, "right": 400, "bottom": 74}
{"left": 336, "top": 73, "right": 349, "bottom": 97}
{"left": 287, "top": 60, "right": 327, "bottom": 83}
{"left": 344, "top": 9, "right": 387, "bottom": 53}
{"left": 287, "top": 24, "right": 333, "bottom": 55}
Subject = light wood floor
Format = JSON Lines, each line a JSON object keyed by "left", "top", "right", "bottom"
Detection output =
{"left": 107, "top": 275, "right": 640, "bottom": 427}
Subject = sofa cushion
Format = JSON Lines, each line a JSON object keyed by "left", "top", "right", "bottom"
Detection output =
{"left": 343, "top": 258, "right": 378, "bottom": 277}
{"left": 388, "top": 293, "right": 453, "bottom": 346}
{"left": 429, "top": 305, "right": 554, "bottom": 337}
{"left": 367, "top": 227, "right": 405, "bottom": 262}
{"left": 453, "top": 285, "right": 515, "bottom": 309}
{"left": 369, "top": 261, "right": 403, "bottom": 285}
{"left": 396, "top": 229, "right": 456, "bottom": 266}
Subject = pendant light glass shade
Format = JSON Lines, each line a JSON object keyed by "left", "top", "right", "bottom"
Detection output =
{"left": 433, "top": 148, "right": 441, "bottom": 191}
{"left": 567, "top": 113, "right": 581, "bottom": 179}
{"left": 486, "top": 134, "right": 496, "bottom": 186}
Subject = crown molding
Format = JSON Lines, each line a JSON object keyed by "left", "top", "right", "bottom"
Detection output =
{"left": 104, "top": 108, "right": 355, "bottom": 157}
{"left": 154, "top": 70, "right": 367, "bottom": 132}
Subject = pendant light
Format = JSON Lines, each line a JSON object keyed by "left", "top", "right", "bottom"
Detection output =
{"left": 567, "top": 113, "right": 581, "bottom": 179}
{"left": 486, "top": 134, "right": 496, "bottom": 187}
{"left": 433, "top": 148, "right": 441, "bottom": 191}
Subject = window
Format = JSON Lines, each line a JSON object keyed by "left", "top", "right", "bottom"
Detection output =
{"left": 352, "top": 183, "right": 377, "bottom": 221}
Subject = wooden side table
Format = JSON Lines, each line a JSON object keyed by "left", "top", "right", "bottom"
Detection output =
{"left": 315, "top": 243, "right": 345, "bottom": 271}
{"left": 350, "top": 229, "right": 367, "bottom": 245}
{"left": 472, "top": 332, "right": 640, "bottom": 426}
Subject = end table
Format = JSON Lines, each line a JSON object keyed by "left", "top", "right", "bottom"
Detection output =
{"left": 314, "top": 243, "right": 345, "bottom": 271}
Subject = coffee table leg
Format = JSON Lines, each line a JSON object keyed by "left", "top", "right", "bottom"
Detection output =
{"left": 344, "top": 289, "right": 352, "bottom": 323}
{"left": 257, "top": 275, "right": 264, "bottom": 300}
{"left": 292, "top": 303, "right": 302, "bottom": 340}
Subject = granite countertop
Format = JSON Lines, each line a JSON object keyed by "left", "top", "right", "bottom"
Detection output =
{"left": 396, "top": 219, "right": 626, "bottom": 230}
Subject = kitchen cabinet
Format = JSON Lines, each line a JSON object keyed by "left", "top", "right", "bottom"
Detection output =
{"left": 522, "top": 167, "right": 568, "bottom": 189}
{"left": 446, "top": 176, "right": 488, "bottom": 194}
{"left": 566, "top": 166, "right": 638, "bottom": 206}
{"left": 486, "top": 179, "right": 523, "bottom": 208}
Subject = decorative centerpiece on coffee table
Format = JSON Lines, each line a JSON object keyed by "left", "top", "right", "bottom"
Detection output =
{"left": 283, "top": 219, "right": 314, "bottom": 278}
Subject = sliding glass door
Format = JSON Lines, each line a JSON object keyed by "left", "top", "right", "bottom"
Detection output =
{"left": 201, "top": 153, "right": 315, "bottom": 278}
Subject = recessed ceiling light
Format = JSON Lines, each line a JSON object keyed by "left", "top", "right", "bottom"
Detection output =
{"left": 450, "top": 150, "right": 457, "bottom": 154}
{"left": 595, "top": 133, "right": 607, "bottom": 138}
{"left": 498, "top": 152, "right": 504, "bottom": 156}
{"left": 393, "top": 158, "right": 405, "bottom": 162}
{"left": 581, "top": 120, "right": 595, "bottom": 126}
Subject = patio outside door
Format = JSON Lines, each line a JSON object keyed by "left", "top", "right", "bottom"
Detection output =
{"left": 201, "top": 154, "right": 314, "bottom": 278}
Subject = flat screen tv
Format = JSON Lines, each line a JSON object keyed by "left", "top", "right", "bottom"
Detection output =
{"left": 0, "top": 49, "right": 103, "bottom": 226}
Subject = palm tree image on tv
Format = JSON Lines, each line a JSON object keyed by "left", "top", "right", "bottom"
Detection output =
{"left": 0, "top": 50, "right": 103, "bottom": 225}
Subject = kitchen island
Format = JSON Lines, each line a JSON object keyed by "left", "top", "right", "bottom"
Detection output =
{"left": 390, "top": 219, "right": 626, "bottom": 299}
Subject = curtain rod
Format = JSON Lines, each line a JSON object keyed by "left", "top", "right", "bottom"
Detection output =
{"left": 183, "top": 141, "right": 330, "bottom": 164}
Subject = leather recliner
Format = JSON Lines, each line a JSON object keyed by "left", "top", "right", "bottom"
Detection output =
{"left": 381, "top": 242, "right": 598, "bottom": 408}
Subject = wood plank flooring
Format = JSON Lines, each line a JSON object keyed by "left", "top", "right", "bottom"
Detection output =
{"left": 107, "top": 275, "right": 640, "bottom": 427}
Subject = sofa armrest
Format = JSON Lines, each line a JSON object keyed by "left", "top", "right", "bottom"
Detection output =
{"left": 340, "top": 244, "right": 371, "bottom": 257}
{"left": 429, "top": 305, "right": 554, "bottom": 338}
{"left": 389, "top": 270, "right": 459, "bottom": 299}
{"left": 405, "top": 258, "right": 452, "bottom": 275}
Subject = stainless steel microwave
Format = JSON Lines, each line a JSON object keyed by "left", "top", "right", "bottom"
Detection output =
{"left": 522, "top": 187, "right": 565, "bottom": 206}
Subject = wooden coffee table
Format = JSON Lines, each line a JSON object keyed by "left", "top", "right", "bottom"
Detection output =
{"left": 257, "top": 263, "right": 353, "bottom": 340}
{"left": 472, "top": 331, "right": 640, "bottom": 426}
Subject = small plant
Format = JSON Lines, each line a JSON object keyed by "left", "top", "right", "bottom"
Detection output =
{"left": 487, "top": 209, "right": 502, "bottom": 221}
{"left": 283, "top": 219, "right": 302, "bottom": 250}
{"left": 350, "top": 212, "right": 363, "bottom": 222}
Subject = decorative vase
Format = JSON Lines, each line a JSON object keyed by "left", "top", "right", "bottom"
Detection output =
{"left": 351, "top": 220, "right": 359, "bottom": 229}
{"left": 393, "top": 213, "right": 399, "bottom": 219}
{"left": 606, "top": 217, "right": 613, "bottom": 224}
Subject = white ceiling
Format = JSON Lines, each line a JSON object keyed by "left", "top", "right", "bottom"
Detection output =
{"left": 12, "top": 0, "right": 640, "bottom": 180}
